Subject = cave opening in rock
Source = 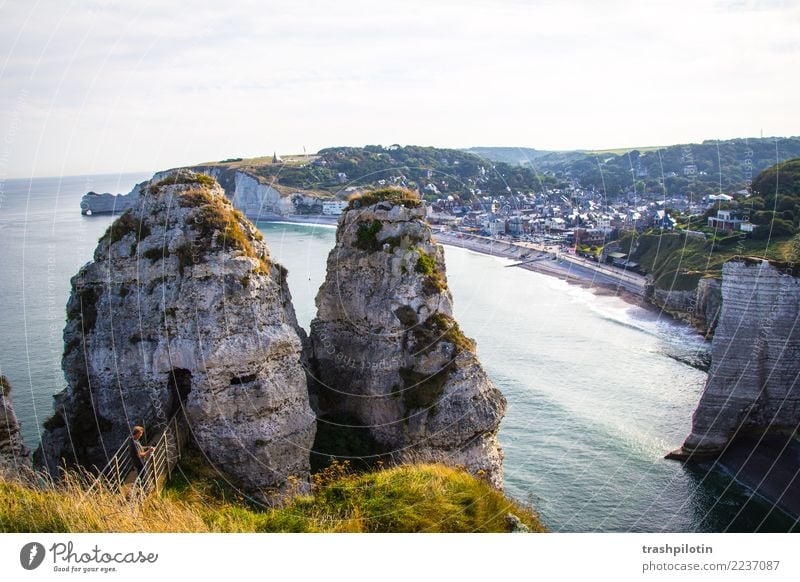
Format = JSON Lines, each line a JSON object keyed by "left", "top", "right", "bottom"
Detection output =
{"left": 167, "top": 368, "right": 192, "bottom": 418}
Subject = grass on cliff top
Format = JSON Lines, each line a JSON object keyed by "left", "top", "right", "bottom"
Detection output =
{"left": 176, "top": 187, "right": 269, "bottom": 274}
{"left": 149, "top": 171, "right": 216, "bottom": 192}
{"left": 346, "top": 187, "right": 422, "bottom": 211}
{"left": 0, "top": 458, "right": 544, "bottom": 533}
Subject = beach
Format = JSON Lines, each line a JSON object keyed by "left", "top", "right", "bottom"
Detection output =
{"left": 257, "top": 215, "right": 649, "bottom": 304}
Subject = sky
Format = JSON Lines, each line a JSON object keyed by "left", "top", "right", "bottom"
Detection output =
{"left": 0, "top": 0, "right": 798, "bottom": 178}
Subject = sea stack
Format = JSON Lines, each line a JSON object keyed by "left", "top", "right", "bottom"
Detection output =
{"left": 0, "top": 376, "right": 31, "bottom": 477}
{"left": 307, "top": 188, "right": 506, "bottom": 487}
{"left": 669, "top": 258, "right": 800, "bottom": 459}
{"left": 36, "top": 171, "right": 316, "bottom": 497}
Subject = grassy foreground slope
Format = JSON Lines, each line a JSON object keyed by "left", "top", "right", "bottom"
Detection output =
{"left": 0, "top": 461, "right": 544, "bottom": 533}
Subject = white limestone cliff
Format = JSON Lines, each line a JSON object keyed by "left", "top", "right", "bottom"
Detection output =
{"left": 669, "top": 258, "right": 800, "bottom": 458}
{"left": 307, "top": 189, "right": 506, "bottom": 487}
{"left": 39, "top": 171, "right": 316, "bottom": 498}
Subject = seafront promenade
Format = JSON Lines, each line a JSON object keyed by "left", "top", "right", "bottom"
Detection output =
{"left": 256, "top": 215, "right": 648, "bottom": 298}
{"left": 433, "top": 230, "right": 647, "bottom": 297}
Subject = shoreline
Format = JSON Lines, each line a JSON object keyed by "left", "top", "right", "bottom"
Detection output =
{"left": 433, "top": 230, "right": 648, "bottom": 307}
{"left": 257, "top": 215, "right": 651, "bottom": 307}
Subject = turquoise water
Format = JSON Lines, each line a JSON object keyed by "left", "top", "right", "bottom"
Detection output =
{"left": 0, "top": 174, "right": 796, "bottom": 532}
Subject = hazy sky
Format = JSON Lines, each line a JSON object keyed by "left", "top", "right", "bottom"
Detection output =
{"left": 1, "top": 0, "right": 798, "bottom": 178}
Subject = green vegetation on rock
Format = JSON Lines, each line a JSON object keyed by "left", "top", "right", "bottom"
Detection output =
{"left": 354, "top": 219, "right": 383, "bottom": 251}
{"left": 425, "top": 313, "right": 476, "bottom": 353}
{"left": 148, "top": 172, "right": 216, "bottom": 193}
{"left": 398, "top": 313, "right": 476, "bottom": 412}
{"left": 346, "top": 186, "right": 421, "bottom": 210}
{"left": 415, "top": 250, "right": 447, "bottom": 292}
{"left": 100, "top": 210, "right": 151, "bottom": 246}
{"left": 177, "top": 187, "right": 269, "bottom": 274}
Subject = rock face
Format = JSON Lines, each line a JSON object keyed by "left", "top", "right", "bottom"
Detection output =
{"left": 38, "top": 171, "right": 316, "bottom": 496}
{"left": 0, "top": 376, "right": 31, "bottom": 476}
{"left": 671, "top": 258, "right": 800, "bottom": 458}
{"left": 649, "top": 277, "right": 722, "bottom": 337}
{"left": 307, "top": 189, "right": 506, "bottom": 487}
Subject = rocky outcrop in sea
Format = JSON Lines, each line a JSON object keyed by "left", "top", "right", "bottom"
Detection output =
{"left": 0, "top": 376, "right": 31, "bottom": 477}
{"left": 669, "top": 258, "right": 800, "bottom": 459}
{"left": 307, "top": 189, "right": 507, "bottom": 487}
{"left": 38, "top": 171, "right": 316, "bottom": 497}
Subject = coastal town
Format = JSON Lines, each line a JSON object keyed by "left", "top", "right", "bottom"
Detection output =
{"left": 79, "top": 148, "right": 773, "bottom": 300}
{"left": 309, "top": 172, "right": 759, "bottom": 297}
{"left": 422, "top": 182, "right": 759, "bottom": 295}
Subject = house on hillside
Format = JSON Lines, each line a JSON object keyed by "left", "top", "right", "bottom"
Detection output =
{"left": 654, "top": 210, "right": 676, "bottom": 230}
{"left": 708, "top": 209, "right": 751, "bottom": 233}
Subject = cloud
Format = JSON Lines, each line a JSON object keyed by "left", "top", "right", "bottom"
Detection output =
{"left": 0, "top": 0, "right": 798, "bottom": 177}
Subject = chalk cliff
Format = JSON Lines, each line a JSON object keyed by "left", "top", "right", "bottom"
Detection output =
{"left": 0, "top": 376, "right": 31, "bottom": 477}
{"left": 669, "top": 258, "right": 800, "bottom": 458}
{"left": 307, "top": 189, "right": 506, "bottom": 487}
{"left": 38, "top": 171, "right": 316, "bottom": 497}
{"left": 80, "top": 172, "right": 172, "bottom": 216}
{"left": 81, "top": 168, "right": 325, "bottom": 219}
{"left": 649, "top": 277, "right": 722, "bottom": 337}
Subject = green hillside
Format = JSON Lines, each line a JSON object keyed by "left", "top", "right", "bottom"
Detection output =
{"left": 616, "top": 158, "right": 800, "bottom": 290}
{"left": 183, "top": 139, "right": 800, "bottom": 208}
{"left": 498, "top": 137, "right": 800, "bottom": 200}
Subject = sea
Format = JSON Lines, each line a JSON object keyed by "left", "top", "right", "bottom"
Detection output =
{"left": 0, "top": 172, "right": 796, "bottom": 532}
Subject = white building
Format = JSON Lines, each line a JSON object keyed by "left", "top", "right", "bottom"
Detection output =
{"left": 322, "top": 200, "right": 348, "bottom": 216}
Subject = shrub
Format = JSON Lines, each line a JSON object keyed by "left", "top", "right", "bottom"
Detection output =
{"left": 414, "top": 250, "right": 447, "bottom": 292}
{"left": 354, "top": 220, "right": 383, "bottom": 251}
{"left": 415, "top": 252, "right": 436, "bottom": 275}
{"left": 178, "top": 189, "right": 269, "bottom": 274}
{"left": 750, "top": 217, "right": 796, "bottom": 239}
{"left": 101, "top": 211, "right": 151, "bottom": 246}
{"left": 425, "top": 313, "right": 476, "bottom": 353}
{"left": 149, "top": 172, "right": 216, "bottom": 193}
{"left": 346, "top": 187, "right": 421, "bottom": 211}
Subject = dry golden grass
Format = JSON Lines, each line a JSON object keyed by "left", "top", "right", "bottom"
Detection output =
{"left": 0, "top": 462, "right": 545, "bottom": 533}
